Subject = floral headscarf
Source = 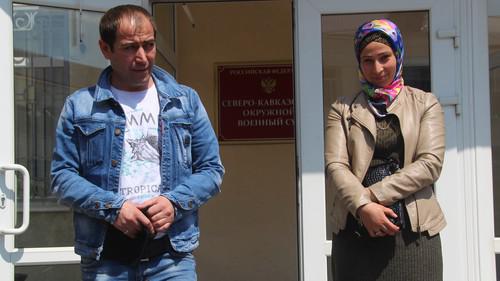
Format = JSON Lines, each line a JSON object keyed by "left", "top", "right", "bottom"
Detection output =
{"left": 354, "top": 19, "right": 404, "bottom": 109}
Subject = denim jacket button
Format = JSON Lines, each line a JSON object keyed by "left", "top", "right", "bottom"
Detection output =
{"left": 111, "top": 160, "right": 118, "bottom": 167}
{"left": 188, "top": 200, "right": 194, "bottom": 208}
{"left": 114, "top": 128, "right": 121, "bottom": 136}
{"left": 94, "top": 202, "right": 100, "bottom": 209}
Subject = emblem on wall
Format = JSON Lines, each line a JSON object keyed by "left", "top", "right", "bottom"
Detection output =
{"left": 261, "top": 77, "right": 277, "bottom": 94}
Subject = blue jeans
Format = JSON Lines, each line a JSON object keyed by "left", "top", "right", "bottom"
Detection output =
{"left": 81, "top": 252, "right": 197, "bottom": 281}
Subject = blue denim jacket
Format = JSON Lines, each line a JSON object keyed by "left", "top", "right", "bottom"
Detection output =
{"left": 51, "top": 66, "right": 224, "bottom": 259}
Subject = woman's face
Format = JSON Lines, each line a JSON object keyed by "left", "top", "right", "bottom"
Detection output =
{"left": 359, "top": 41, "right": 397, "bottom": 88}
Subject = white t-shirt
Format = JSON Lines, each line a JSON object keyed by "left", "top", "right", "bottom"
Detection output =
{"left": 112, "top": 85, "right": 161, "bottom": 204}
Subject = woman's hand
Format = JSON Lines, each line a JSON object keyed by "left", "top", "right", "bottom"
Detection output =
{"left": 357, "top": 202, "right": 400, "bottom": 237}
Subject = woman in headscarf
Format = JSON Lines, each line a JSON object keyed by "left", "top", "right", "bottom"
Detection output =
{"left": 325, "top": 19, "right": 446, "bottom": 281}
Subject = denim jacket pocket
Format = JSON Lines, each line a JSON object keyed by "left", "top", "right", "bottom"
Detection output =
{"left": 171, "top": 120, "right": 193, "bottom": 169}
{"left": 74, "top": 122, "right": 107, "bottom": 168}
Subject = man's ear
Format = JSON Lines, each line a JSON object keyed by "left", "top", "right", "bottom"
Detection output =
{"left": 99, "top": 39, "right": 112, "bottom": 59}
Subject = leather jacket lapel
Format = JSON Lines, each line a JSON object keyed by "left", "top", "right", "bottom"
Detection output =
{"left": 350, "top": 93, "right": 377, "bottom": 140}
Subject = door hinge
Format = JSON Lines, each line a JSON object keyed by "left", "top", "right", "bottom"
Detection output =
{"left": 437, "top": 28, "right": 460, "bottom": 48}
{"left": 0, "top": 193, "right": 5, "bottom": 209}
{"left": 439, "top": 95, "right": 461, "bottom": 116}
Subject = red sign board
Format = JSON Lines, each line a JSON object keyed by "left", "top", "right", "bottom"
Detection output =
{"left": 217, "top": 64, "right": 294, "bottom": 141}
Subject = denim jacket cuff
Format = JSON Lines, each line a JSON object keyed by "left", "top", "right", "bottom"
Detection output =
{"left": 103, "top": 197, "right": 127, "bottom": 224}
{"left": 161, "top": 193, "right": 185, "bottom": 222}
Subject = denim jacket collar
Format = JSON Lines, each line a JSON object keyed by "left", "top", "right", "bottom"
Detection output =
{"left": 93, "top": 65, "right": 181, "bottom": 107}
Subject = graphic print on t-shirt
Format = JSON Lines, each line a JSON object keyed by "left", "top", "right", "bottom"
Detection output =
{"left": 112, "top": 86, "right": 162, "bottom": 204}
{"left": 127, "top": 133, "right": 158, "bottom": 162}
{"left": 121, "top": 111, "right": 159, "bottom": 173}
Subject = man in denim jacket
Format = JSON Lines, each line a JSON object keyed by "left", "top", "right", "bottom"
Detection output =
{"left": 50, "top": 5, "right": 224, "bottom": 280}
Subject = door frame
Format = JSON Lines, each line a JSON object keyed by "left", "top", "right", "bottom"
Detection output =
{"left": 492, "top": 0, "right": 500, "bottom": 259}
{"left": 293, "top": 0, "right": 495, "bottom": 280}
{"left": 0, "top": 0, "right": 17, "bottom": 279}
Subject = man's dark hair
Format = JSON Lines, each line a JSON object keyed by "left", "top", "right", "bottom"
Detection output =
{"left": 99, "top": 5, "right": 157, "bottom": 51}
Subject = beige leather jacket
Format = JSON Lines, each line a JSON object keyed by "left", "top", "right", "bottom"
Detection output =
{"left": 325, "top": 86, "right": 446, "bottom": 236}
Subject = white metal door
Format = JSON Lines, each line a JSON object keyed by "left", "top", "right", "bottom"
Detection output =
{"left": 294, "top": 0, "right": 495, "bottom": 280}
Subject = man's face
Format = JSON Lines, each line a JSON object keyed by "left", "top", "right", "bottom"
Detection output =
{"left": 99, "top": 15, "right": 156, "bottom": 91}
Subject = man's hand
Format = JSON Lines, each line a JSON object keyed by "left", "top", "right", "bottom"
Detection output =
{"left": 357, "top": 202, "right": 399, "bottom": 237}
{"left": 137, "top": 196, "right": 175, "bottom": 233}
{"left": 113, "top": 201, "right": 155, "bottom": 238}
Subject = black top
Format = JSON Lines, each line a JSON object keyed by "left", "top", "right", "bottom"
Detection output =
{"left": 371, "top": 114, "right": 404, "bottom": 168}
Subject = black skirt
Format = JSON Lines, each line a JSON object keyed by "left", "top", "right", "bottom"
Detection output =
{"left": 331, "top": 214, "right": 443, "bottom": 281}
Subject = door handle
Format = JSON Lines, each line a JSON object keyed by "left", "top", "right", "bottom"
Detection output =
{"left": 0, "top": 164, "right": 30, "bottom": 235}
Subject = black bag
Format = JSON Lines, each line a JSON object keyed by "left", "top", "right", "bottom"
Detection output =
{"left": 362, "top": 158, "right": 405, "bottom": 228}
{"left": 101, "top": 226, "right": 173, "bottom": 265}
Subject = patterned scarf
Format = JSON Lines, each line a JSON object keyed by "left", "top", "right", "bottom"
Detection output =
{"left": 354, "top": 19, "right": 404, "bottom": 109}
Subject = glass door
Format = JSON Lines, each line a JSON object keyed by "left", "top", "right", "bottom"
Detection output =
{"left": 0, "top": 1, "right": 138, "bottom": 280}
{"left": 295, "top": 0, "right": 494, "bottom": 280}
